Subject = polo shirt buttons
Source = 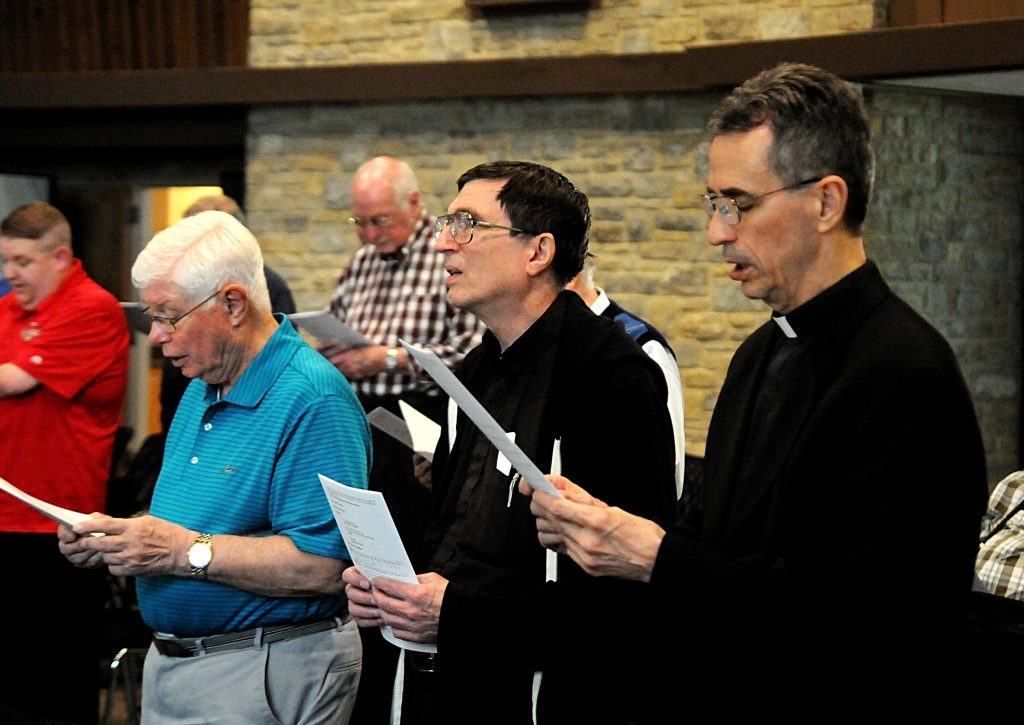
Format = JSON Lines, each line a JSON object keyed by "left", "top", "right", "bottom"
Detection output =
{"left": 204, "top": 423, "right": 213, "bottom": 431}
{"left": 191, "top": 456, "right": 199, "bottom": 464}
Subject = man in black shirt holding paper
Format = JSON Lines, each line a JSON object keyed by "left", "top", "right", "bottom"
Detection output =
{"left": 520, "top": 64, "right": 988, "bottom": 723}
{"left": 343, "top": 161, "right": 677, "bottom": 724}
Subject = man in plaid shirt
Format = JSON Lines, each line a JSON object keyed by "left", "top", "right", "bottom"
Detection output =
{"left": 318, "top": 156, "right": 484, "bottom": 725}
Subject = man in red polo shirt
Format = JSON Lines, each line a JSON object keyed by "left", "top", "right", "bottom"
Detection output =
{"left": 0, "top": 201, "right": 129, "bottom": 724}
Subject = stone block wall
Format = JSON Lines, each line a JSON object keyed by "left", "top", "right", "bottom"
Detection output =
{"left": 246, "top": 93, "right": 754, "bottom": 457}
{"left": 867, "top": 89, "right": 1024, "bottom": 481}
{"left": 243, "top": 0, "right": 1023, "bottom": 485}
{"left": 250, "top": 0, "right": 887, "bottom": 66}
{"left": 246, "top": 86, "right": 1024, "bottom": 483}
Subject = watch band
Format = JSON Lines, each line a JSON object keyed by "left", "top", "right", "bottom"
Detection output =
{"left": 384, "top": 346, "right": 400, "bottom": 371}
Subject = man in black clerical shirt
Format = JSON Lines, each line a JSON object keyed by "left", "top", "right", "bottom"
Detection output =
{"left": 343, "top": 161, "right": 677, "bottom": 724}
{"left": 521, "top": 63, "right": 987, "bottom": 723}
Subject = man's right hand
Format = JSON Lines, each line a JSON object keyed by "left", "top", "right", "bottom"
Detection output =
{"left": 62, "top": 513, "right": 191, "bottom": 578}
{"left": 57, "top": 520, "right": 107, "bottom": 569}
{"left": 343, "top": 567, "right": 447, "bottom": 644}
{"left": 343, "top": 565, "right": 384, "bottom": 627}
{"left": 519, "top": 474, "right": 666, "bottom": 583}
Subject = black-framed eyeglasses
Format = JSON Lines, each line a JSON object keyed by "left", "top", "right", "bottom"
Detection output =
{"left": 434, "top": 211, "right": 539, "bottom": 245}
{"left": 348, "top": 215, "right": 394, "bottom": 229}
{"left": 141, "top": 288, "right": 223, "bottom": 334}
{"left": 700, "top": 177, "right": 823, "bottom": 226}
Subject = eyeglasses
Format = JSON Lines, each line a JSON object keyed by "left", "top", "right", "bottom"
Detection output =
{"left": 348, "top": 215, "right": 393, "bottom": 229}
{"left": 700, "top": 177, "right": 823, "bottom": 226}
{"left": 434, "top": 211, "right": 539, "bottom": 245}
{"left": 142, "top": 288, "right": 223, "bottom": 334}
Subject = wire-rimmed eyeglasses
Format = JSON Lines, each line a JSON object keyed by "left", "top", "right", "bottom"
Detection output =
{"left": 700, "top": 177, "right": 823, "bottom": 226}
{"left": 141, "top": 288, "right": 223, "bottom": 334}
{"left": 434, "top": 211, "right": 539, "bottom": 245}
{"left": 348, "top": 215, "right": 393, "bottom": 229}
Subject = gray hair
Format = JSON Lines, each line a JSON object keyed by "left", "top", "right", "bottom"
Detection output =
{"left": 708, "top": 62, "right": 874, "bottom": 235}
{"left": 131, "top": 210, "right": 271, "bottom": 312}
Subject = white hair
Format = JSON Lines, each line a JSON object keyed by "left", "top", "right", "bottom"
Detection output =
{"left": 131, "top": 210, "right": 271, "bottom": 312}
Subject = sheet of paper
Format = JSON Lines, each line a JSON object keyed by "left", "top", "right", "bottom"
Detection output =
{"left": 367, "top": 407, "right": 414, "bottom": 451}
{"left": 318, "top": 474, "right": 436, "bottom": 654}
{"left": 0, "top": 475, "right": 97, "bottom": 530}
{"left": 398, "top": 400, "right": 441, "bottom": 462}
{"left": 400, "top": 341, "right": 562, "bottom": 498}
{"left": 288, "top": 311, "right": 373, "bottom": 348}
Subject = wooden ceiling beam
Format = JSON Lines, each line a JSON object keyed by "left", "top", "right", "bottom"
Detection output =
{"left": 1, "top": 19, "right": 1021, "bottom": 110}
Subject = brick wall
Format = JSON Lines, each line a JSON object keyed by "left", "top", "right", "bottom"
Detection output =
{"left": 243, "top": 0, "right": 1023, "bottom": 485}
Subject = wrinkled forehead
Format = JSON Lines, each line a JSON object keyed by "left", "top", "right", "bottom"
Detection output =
{"left": 140, "top": 279, "right": 187, "bottom": 310}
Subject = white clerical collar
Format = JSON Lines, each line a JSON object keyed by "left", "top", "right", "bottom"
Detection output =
{"left": 773, "top": 315, "right": 798, "bottom": 339}
{"left": 590, "top": 287, "right": 611, "bottom": 315}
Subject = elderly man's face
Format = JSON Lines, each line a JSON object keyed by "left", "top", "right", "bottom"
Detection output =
{"left": 1, "top": 232, "right": 67, "bottom": 310}
{"left": 350, "top": 179, "right": 420, "bottom": 256}
{"left": 141, "top": 280, "right": 232, "bottom": 384}
{"left": 705, "top": 124, "right": 822, "bottom": 314}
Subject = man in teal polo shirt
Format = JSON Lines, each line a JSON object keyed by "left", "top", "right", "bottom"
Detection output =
{"left": 59, "top": 210, "right": 371, "bottom": 724}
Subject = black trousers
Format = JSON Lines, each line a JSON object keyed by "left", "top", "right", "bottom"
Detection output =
{"left": 1, "top": 532, "right": 107, "bottom": 725}
{"left": 349, "top": 391, "right": 445, "bottom": 725}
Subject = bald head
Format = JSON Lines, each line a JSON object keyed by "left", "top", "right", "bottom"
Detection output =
{"left": 352, "top": 157, "right": 418, "bottom": 203}
{"left": 349, "top": 156, "right": 422, "bottom": 255}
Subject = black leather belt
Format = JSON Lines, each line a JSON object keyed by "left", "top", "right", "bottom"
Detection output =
{"left": 152, "top": 615, "right": 347, "bottom": 658}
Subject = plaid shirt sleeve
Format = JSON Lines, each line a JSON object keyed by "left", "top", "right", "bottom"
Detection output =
{"left": 326, "top": 210, "right": 485, "bottom": 398}
{"left": 975, "top": 470, "right": 1024, "bottom": 600}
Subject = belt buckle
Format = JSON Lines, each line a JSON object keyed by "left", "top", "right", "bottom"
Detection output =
{"left": 153, "top": 637, "right": 196, "bottom": 658}
{"left": 411, "top": 651, "right": 436, "bottom": 673}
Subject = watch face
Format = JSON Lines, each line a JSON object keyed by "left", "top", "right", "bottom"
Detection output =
{"left": 189, "top": 542, "right": 212, "bottom": 568}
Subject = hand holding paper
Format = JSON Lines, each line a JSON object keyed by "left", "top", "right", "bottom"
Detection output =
{"left": 319, "top": 474, "right": 437, "bottom": 653}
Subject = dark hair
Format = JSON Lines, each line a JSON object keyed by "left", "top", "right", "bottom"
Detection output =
{"left": 1, "top": 202, "right": 72, "bottom": 251}
{"left": 708, "top": 62, "right": 874, "bottom": 235}
{"left": 456, "top": 160, "right": 590, "bottom": 285}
